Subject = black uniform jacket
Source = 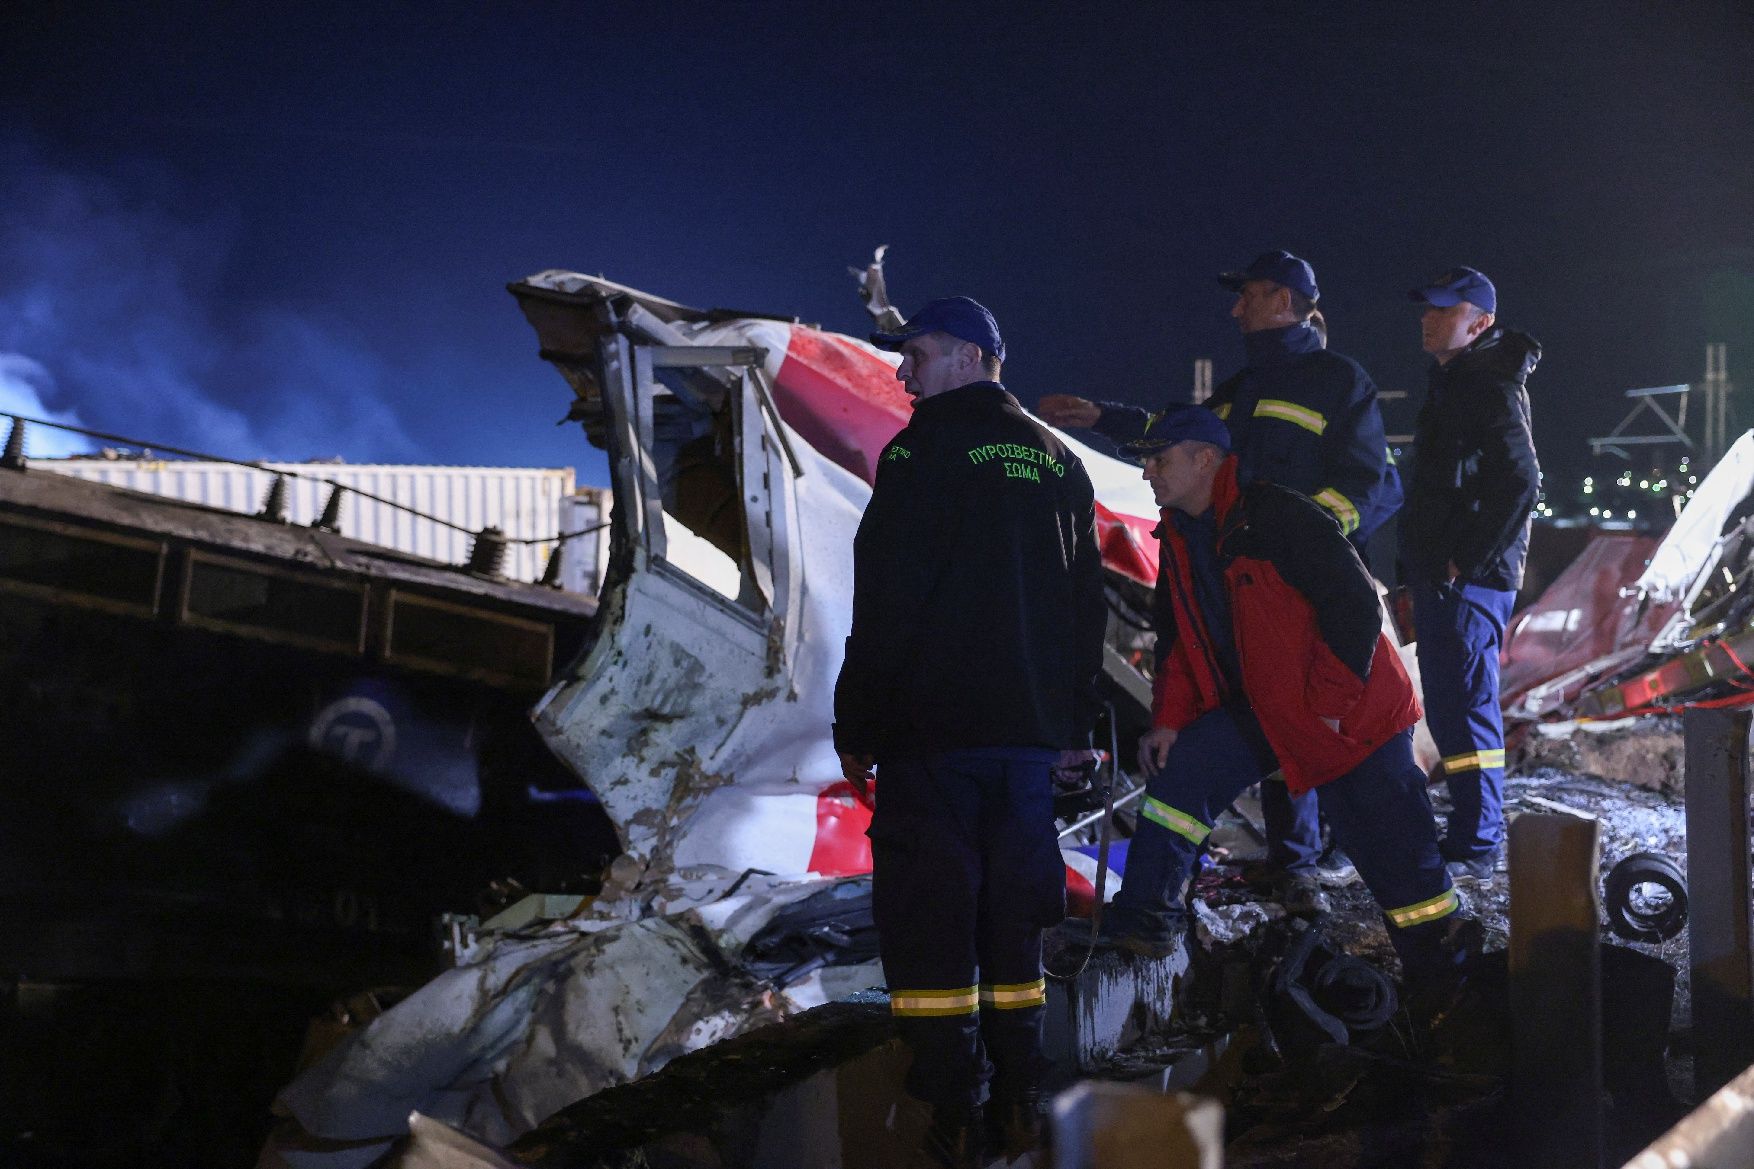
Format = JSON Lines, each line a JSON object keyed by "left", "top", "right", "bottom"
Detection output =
{"left": 833, "top": 382, "right": 1106, "bottom": 757}
{"left": 1093, "top": 322, "right": 1401, "bottom": 544}
{"left": 1401, "top": 327, "right": 1542, "bottom": 591}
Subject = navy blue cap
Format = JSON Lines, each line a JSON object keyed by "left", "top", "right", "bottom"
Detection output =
{"left": 870, "top": 295, "right": 1005, "bottom": 363}
{"left": 1120, "top": 404, "right": 1232, "bottom": 463}
{"left": 1408, "top": 267, "right": 1496, "bottom": 314}
{"left": 1217, "top": 250, "right": 1319, "bottom": 301}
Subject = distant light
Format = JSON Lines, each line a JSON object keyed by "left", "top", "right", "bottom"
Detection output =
{"left": 1690, "top": 475, "right": 1698, "bottom": 484}
{"left": 1628, "top": 510, "right": 1637, "bottom": 518}
{"left": 1590, "top": 507, "right": 1600, "bottom": 516}
{"left": 1583, "top": 485, "right": 1593, "bottom": 494}
{"left": 1584, "top": 476, "right": 1594, "bottom": 484}
{"left": 1640, "top": 480, "right": 1649, "bottom": 489}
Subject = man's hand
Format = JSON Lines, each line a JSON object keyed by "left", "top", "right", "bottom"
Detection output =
{"left": 1445, "top": 560, "right": 1461, "bottom": 583}
{"left": 839, "top": 751, "right": 876, "bottom": 797}
{"left": 1138, "top": 727, "right": 1178, "bottom": 777}
{"left": 1037, "top": 394, "right": 1103, "bottom": 429}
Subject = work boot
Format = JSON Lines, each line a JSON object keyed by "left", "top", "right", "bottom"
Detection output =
{"left": 1443, "top": 851, "right": 1499, "bottom": 887}
{"left": 1313, "top": 846, "right": 1360, "bottom": 887}
{"left": 1094, "top": 915, "right": 1186, "bottom": 960}
{"left": 985, "top": 1090, "right": 1044, "bottom": 1163}
{"left": 1396, "top": 915, "right": 1498, "bottom": 1066}
{"left": 1274, "top": 871, "right": 1332, "bottom": 917}
{"left": 911, "top": 1105, "right": 983, "bottom": 1169}
{"left": 1440, "top": 911, "right": 1485, "bottom": 969}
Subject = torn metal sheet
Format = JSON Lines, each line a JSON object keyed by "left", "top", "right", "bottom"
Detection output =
{"left": 1500, "top": 531, "right": 1667, "bottom": 720}
{"left": 1506, "top": 429, "right": 1754, "bottom": 721}
{"left": 263, "top": 875, "right": 880, "bottom": 1168}
{"left": 1629, "top": 431, "right": 1754, "bottom": 612}
{"left": 514, "top": 269, "right": 1161, "bottom": 890}
{"left": 264, "top": 270, "right": 1168, "bottom": 1166}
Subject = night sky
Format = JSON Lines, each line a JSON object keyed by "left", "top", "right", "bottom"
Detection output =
{"left": 3, "top": 2, "right": 1751, "bottom": 492}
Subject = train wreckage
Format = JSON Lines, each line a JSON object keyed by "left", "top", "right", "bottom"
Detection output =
{"left": 5, "top": 264, "right": 1753, "bottom": 1167}
{"left": 257, "top": 267, "right": 1174, "bottom": 1166}
{"left": 253, "top": 270, "right": 1754, "bottom": 1166}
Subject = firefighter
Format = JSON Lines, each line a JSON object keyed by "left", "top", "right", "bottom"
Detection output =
{"left": 1100, "top": 404, "right": 1465, "bottom": 993}
{"left": 834, "top": 296, "right": 1106, "bottom": 1167}
{"left": 1402, "top": 267, "right": 1541, "bottom": 884}
{"left": 1040, "top": 251, "right": 1401, "bottom": 914}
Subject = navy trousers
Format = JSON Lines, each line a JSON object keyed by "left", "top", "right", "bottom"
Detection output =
{"left": 1109, "top": 707, "right": 1461, "bottom": 982}
{"left": 1262, "top": 781, "right": 1324, "bottom": 872}
{"left": 1412, "top": 580, "right": 1516, "bottom": 860}
{"left": 870, "top": 748, "right": 1066, "bottom": 1115}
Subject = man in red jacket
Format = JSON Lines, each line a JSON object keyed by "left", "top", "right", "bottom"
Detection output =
{"left": 1104, "top": 405, "right": 1465, "bottom": 987}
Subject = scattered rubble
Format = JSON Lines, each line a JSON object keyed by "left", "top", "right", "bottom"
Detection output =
{"left": 1515, "top": 718, "right": 1685, "bottom": 793}
{"left": 1503, "top": 431, "right": 1754, "bottom": 723}
{"left": 261, "top": 261, "right": 1752, "bottom": 1167}
{"left": 261, "top": 268, "right": 1170, "bottom": 1165}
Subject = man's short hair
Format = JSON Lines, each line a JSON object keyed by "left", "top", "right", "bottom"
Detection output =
{"left": 934, "top": 331, "right": 1001, "bottom": 377}
{"left": 1184, "top": 439, "right": 1225, "bottom": 463}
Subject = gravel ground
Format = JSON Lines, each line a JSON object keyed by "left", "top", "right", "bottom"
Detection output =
{"left": 1091, "top": 756, "right": 1703, "bottom": 1167}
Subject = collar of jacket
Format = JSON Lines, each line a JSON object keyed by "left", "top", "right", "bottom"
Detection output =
{"left": 910, "top": 380, "right": 1017, "bottom": 417}
{"left": 1242, "top": 321, "right": 1323, "bottom": 368}
{"left": 1438, "top": 326, "right": 1542, "bottom": 383}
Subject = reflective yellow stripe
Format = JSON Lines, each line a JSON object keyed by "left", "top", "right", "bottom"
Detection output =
{"left": 1253, "top": 398, "right": 1327, "bottom": 435}
{"left": 980, "top": 979, "right": 1047, "bottom": 1009}
{"left": 1312, "top": 488, "right": 1361, "bottom": 535}
{"left": 1442, "top": 749, "right": 1506, "bottom": 774}
{"left": 1385, "top": 446, "right": 1398, "bottom": 466}
{"left": 891, "top": 987, "right": 980, "bottom": 1016}
{"left": 1387, "top": 887, "right": 1460, "bottom": 928}
{"left": 1141, "top": 797, "right": 1211, "bottom": 845}
{"left": 1213, "top": 402, "right": 1232, "bottom": 420}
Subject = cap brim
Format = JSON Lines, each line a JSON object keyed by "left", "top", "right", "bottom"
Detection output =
{"left": 869, "top": 325, "right": 928, "bottom": 351}
{"left": 1216, "top": 271, "right": 1250, "bottom": 292}
{"left": 869, "top": 322, "right": 926, "bottom": 351}
{"left": 1118, "top": 437, "right": 1177, "bottom": 465}
{"left": 1408, "top": 286, "right": 1465, "bottom": 307}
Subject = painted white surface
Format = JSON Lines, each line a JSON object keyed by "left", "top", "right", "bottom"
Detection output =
{"left": 1632, "top": 429, "right": 1754, "bottom": 606}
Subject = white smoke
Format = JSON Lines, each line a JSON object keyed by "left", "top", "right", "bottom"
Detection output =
{"left": 0, "top": 143, "right": 420, "bottom": 463}
{"left": 0, "top": 354, "right": 97, "bottom": 457}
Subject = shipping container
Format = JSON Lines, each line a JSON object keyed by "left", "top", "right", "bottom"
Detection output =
{"left": 35, "top": 457, "right": 610, "bottom": 589}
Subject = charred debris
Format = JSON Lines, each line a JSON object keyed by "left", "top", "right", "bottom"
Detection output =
{"left": 1, "top": 262, "right": 1751, "bottom": 1168}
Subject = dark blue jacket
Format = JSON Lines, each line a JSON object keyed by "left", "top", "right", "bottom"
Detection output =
{"left": 1400, "top": 327, "right": 1542, "bottom": 591}
{"left": 1092, "top": 322, "right": 1400, "bottom": 544}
